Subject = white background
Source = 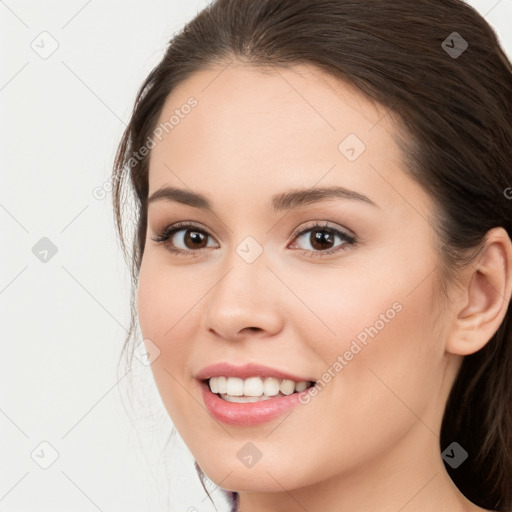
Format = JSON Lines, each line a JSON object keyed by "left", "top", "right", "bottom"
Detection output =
{"left": 1, "top": 1, "right": 511, "bottom": 511}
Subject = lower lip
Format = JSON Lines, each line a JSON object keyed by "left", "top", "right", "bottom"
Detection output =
{"left": 199, "top": 380, "right": 313, "bottom": 426}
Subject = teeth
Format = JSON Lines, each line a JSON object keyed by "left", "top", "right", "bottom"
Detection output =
{"left": 208, "top": 376, "right": 313, "bottom": 397}
{"left": 220, "top": 394, "right": 274, "bottom": 403}
{"left": 244, "top": 376, "right": 264, "bottom": 396}
{"left": 294, "top": 380, "right": 309, "bottom": 392}
{"left": 279, "top": 379, "right": 295, "bottom": 396}
{"left": 263, "top": 377, "right": 281, "bottom": 397}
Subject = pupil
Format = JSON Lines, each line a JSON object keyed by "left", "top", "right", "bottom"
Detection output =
{"left": 312, "top": 230, "right": 333, "bottom": 250}
{"left": 187, "top": 230, "right": 206, "bottom": 248}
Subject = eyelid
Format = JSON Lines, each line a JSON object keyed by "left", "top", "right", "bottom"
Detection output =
{"left": 288, "top": 220, "right": 355, "bottom": 242}
{"left": 150, "top": 220, "right": 220, "bottom": 247}
{"left": 153, "top": 220, "right": 217, "bottom": 240}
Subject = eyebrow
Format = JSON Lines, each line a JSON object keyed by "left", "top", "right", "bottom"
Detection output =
{"left": 147, "top": 185, "right": 378, "bottom": 213}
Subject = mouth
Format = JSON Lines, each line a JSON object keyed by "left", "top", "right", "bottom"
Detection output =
{"left": 198, "top": 377, "right": 317, "bottom": 426}
{"left": 201, "top": 376, "right": 316, "bottom": 403}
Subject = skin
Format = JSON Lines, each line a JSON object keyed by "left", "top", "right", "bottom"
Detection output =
{"left": 136, "top": 61, "right": 512, "bottom": 512}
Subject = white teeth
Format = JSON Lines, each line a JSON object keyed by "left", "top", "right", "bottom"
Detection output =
{"left": 208, "top": 376, "right": 313, "bottom": 397}
{"left": 226, "top": 377, "right": 244, "bottom": 396}
{"left": 244, "top": 377, "right": 264, "bottom": 397}
{"left": 294, "top": 381, "right": 309, "bottom": 392}
{"left": 263, "top": 377, "right": 280, "bottom": 397}
{"left": 217, "top": 376, "right": 227, "bottom": 394}
{"left": 220, "top": 394, "right": 273, "bottom": 403}
{"left": 280, "top": 379, "right": 295, "bottom": 396}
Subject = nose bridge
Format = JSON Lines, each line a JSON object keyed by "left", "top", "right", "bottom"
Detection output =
{"left": 212, "top": 236, "right": 269, "bottom": 308}
{"left": 204, "top": 234, "right": 281, "bottom": 336}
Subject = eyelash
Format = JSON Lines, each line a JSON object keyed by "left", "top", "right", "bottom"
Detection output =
{"left": 149, "top": 221, "right": 357, "bottom": 258}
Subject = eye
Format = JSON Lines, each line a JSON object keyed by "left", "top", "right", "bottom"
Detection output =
{"left": 288, "top": 222, "right": 357, "bottom": 257}
{"left": 149, "top": 222, "right": 218, "bottom": 256}
{"left": 149, "top": 221, "right": 357, "bottom": 258}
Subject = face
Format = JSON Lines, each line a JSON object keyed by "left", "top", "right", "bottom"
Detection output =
{"left": 137, "top": 62, "right": 459, "bottom": 493}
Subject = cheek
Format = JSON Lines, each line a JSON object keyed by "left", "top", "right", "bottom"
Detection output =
{"left": 290, "top": 259, "right": 441, "bottom": 450}
{"left": 136, "top": 257, "right": 202, "bottom": 397}
{"left": 137, "top": 255, "right": 202, "bottom": 340}
{"left": 136, "top": 257, "right": 206, "bottom": 429}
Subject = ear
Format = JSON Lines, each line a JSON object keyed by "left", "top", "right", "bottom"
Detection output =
{"left": 446, "top": 227, "right": 512, "bottom": 356}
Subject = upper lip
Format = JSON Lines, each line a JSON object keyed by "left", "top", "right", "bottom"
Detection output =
{"left": 195, "top": 362, "right": 316, "bottom": 383}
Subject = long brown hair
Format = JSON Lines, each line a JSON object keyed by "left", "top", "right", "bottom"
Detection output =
{"left": 112, "top": 1, "right": 512, "bottom": 510}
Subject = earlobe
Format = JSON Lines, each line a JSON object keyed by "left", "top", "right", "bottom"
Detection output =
{"left": 446, "top": 227, "right": 512, "bottom": 356}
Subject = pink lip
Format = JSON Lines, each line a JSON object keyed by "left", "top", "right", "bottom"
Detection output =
{"left": 194, "top": 362, "right": 315, "bottom": 382}
{"left": 198, "top": 380, "right": 313, "bottom": 426}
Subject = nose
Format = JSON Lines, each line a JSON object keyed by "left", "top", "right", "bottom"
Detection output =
{"left": 202, "top": 252, "right": 284, "bottom": 341}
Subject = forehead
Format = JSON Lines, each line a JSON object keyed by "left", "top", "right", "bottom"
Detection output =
{"left": 146, "top": 62, "right": 429, "bottom": 218}
{"left": 150, "top": 62, "right": 391, "bottom": 159}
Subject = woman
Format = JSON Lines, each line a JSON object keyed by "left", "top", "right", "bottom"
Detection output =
{"left": 112, "top": 1, "right": 512, "bottom": 510}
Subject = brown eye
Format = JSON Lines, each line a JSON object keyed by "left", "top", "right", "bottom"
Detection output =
{"left": 308, "top": 229, "right": 336, "bottom": 251}
{"left": 180, "top": 229, "right": 209, "bottom": 249}
{"left": 290, "top": 222, "right": 357, "bottom": 257}
{"left": 149, "top": 222, "right": 218, "bottom": 255}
